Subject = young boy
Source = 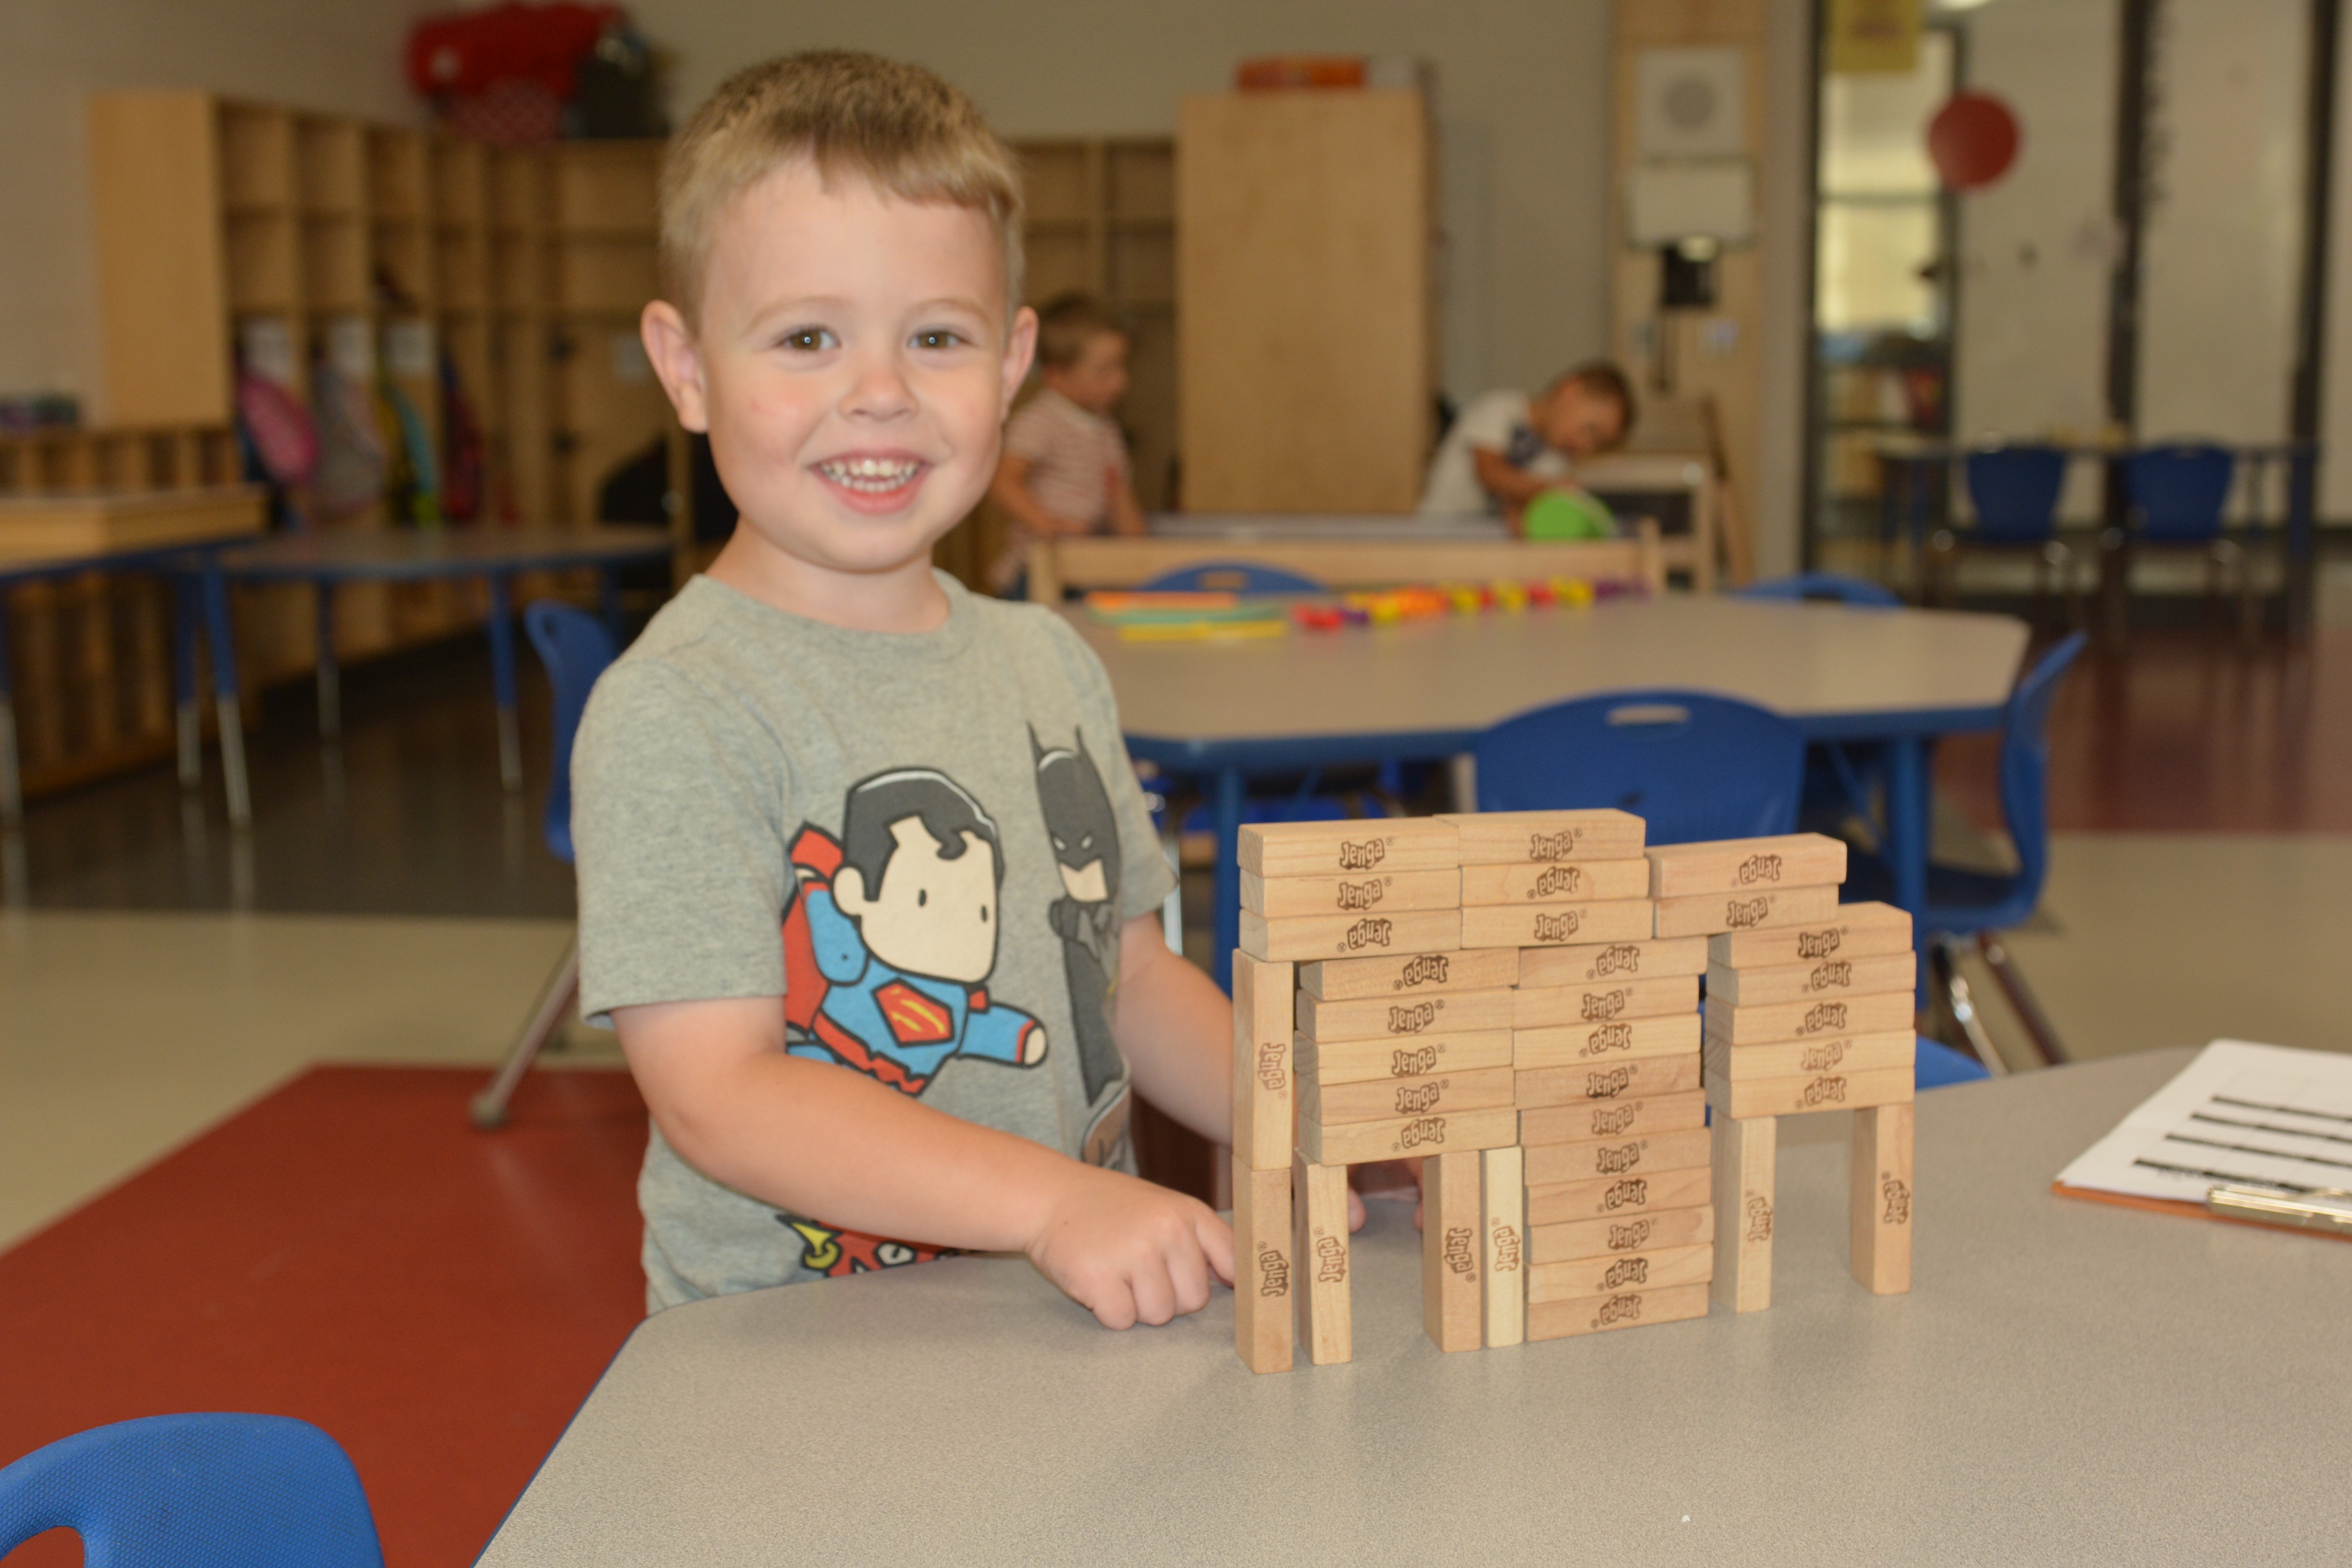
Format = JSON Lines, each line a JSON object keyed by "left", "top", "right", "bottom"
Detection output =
{"left": 1418, "top": 363, "right": 1637, "bottom": 531}
{"left": 580, "top": 51, "right": 1240, "bottom": 1330}
{"left": 985, "top": 292, "right": 1146, "bottom": 595}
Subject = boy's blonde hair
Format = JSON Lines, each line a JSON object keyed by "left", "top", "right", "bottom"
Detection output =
{"left": 658, "top": 50, "right": 1026, "bottom": 325}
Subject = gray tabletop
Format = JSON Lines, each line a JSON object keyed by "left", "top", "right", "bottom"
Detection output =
{"left": 477, "top": 1048, "right": 2352, "bottom": 1567}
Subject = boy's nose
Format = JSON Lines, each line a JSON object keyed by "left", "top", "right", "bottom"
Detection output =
{"left": 841, "top": 353, "right": 917, "bottom": 420}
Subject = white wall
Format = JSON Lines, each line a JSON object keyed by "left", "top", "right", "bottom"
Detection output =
{"left": 0, "top": 0, "right": 433, "bottom": 416}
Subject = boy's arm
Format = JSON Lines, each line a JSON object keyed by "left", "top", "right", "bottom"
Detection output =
{"left": 990, "top": 453, "right": 1087, "bottom": 538}
{"left": 1108, "top": 465, "right": 1148, "bottom": 537}
{"left": 616, "top": 996, "right": 1232, "bottom": 1329}
{"left": 1473, "top": 446, "right": 1554, "bottom": 510}
{"left": 1109, "top": 912, "right": 1233, "bottom": 1143}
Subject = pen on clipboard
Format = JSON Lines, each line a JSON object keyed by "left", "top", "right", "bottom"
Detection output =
{"left": 2205, "top": 1184, "right": 2352, "bottom": 1237}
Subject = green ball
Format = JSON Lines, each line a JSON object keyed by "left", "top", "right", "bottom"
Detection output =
{"left": 1523, "top": 489, "right": 1615, "bottom": 540}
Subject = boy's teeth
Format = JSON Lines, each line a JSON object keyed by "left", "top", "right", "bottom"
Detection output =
{"left": 821, "top": 458, "right": 920, "bottom": 492}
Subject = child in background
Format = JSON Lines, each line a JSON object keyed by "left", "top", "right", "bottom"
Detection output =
{"left": 581, "top": 52, "right": 1251, "bottom": 1330}
{"left": 986, "top": 292, "right": 1146, "bottom": 594}
{"left": 1418, "top": 362, "right": 1637, "bottom": 535}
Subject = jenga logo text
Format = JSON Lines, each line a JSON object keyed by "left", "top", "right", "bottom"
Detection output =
{"left": 1581, "top": 1022, "right": 1634, "bottom": 1057}
{"left": 1337, "top": 838, "right": 1387, "bottom": 871}
{"left": 1444, "top": 1225, "right": 1476, "bottom": 1277}
{"left": 1490, "top": 1220, "right": 1521, "bottom": 1272}
{"left": 1591, "top": 1102, "right": 1638, "bottom": 1136}
{"left": 1391, "top": 1044, "right": 1438, "bottom": 1077}
{"left": 1394, "top": 1080, "right": 1444, "bottom": 1115}
{"left": 1737, "top": 853, "right": 1784, "bottom": 884}
{"left": 1607, "top": 1219, "right": 1654, "bottom": 1250}
{"left": 1257, "top": 1245, "right": 1289, "bottom": 1297}
{"left": 1801, "top": 1002, "right": 1848, "bottom": 1034}
{"left": 1603, "top": 1177, "right": 1648, "bottom": 1210}
{"left": 1594, "top": 1141, "right": 1644, "bottom": 1175}
{"left": 1581, "top": 988, "right": 1629, "bottom": 1021}
{"left": 1314, "top": 1234, "right": 1347, "bottom": 1283}
{"left": 1800, "top": 1074, "right": 1849, "bottom": 1107}
{"left": 1532, "top": 864, "right": 1583, "bottom": 899}
{"left": 1387, "top": 1001, "right": 1439, "bottom": 1035}
{"left": 1795, "top": 927, "right": 1842, "bottom": 959}
{"left": 1603, "top": 1256, "right": 1649, "bottom": 1289}
{"left": 1744, "top": 1194, "right": 1774, "bottom": 1242}
{"left": 1882, "top": 1175, "right": 1911, "bottom": 1226}
{"left": 1397, "top": 954, "right": 1450, "bottom": 988}
{"left": 1800, "top": 1041, "right": 1848, "bottom": 1073}
{"left": 1587, "top": 1067, "right": 1634, "bottom": 1099}
{"left": 1726, "top": 896, "right": 1771, "bottom": 928}
{"left": 1590, "top": 943, "right": 1641, "bottom": 977}
{"left": 1342, "top": 917, "right": 1393, "bottom": 951}
{"left": 1255, "top": 1041, "right": 1287, "bottom": 1092}
{"left": 1397, "top": 1115, "right": 1446, "bottom": 1150}
{"left": 1592, "top": 1293, "right": 1644, "bottom": 1328}
{"left": 1528, "top": 828, "right": 1581, "bottom": 861}
{"left": 1533, "top": 910, "right": 1583, "bottom": 943}
{"left": 1809, "top": 960, "right": 1852, "bottom": 991}
{"left": 1335, "top": 879, "right": 1384, "bottom": 911}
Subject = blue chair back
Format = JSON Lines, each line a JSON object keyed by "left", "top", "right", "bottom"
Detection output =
{"left": 1915, "top": 1035, "right": 1991, "bottom": 1087}
{"left": 2124, "top": 444, "right": 2234, "bottom": 542}
{"left": 524, "top": 599, "right": 620, "bottom": 865}
{"left": 1964, "top": 445, "right": 2067, "bottom": 543}
{"left": 1140, "top": 561, "right": 1327, "bottom": 594}
{"left": 0, "top": 1413, "right": 383, "bottom": 1568}
{"left": 1983, "top": 631, "right": 2088, "bottom": 928}
{"left": 1473, "top": 689, "right": 1806, "bottom": 845}
{"left": 1735, "top": 572, "right": 1902, "bottom": 608}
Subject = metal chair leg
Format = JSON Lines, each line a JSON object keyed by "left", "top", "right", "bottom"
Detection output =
{"left": 471, "top": 937, "right": 580, "bottom": 1129}
{"left": 1932, "top": 935, "right": 2009, "bottom": 1077}
{"left": 1977, "top": 931, "right": 2066, "bottom": 1067}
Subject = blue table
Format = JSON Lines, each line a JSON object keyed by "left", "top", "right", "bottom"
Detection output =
{"left": 212, "top": 526, "right": 670, "bottom": 797}
{"left": 1062, "top": 595, "right": 2030, "bottom": 991}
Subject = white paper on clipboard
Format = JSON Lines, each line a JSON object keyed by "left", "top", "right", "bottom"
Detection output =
{"left": 2055, "top": 1039, "right": 2352, "bottom": 1204}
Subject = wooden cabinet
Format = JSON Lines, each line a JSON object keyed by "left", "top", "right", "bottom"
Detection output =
{"left": 1176, "top": 91, "right": 1435, "bottom": 513}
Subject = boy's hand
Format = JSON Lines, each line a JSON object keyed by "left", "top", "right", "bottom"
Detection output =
{"left": 1026, "top": 1164, "right": 1234, "bottom": 1329}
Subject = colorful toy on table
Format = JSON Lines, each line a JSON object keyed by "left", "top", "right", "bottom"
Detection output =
{"left": 1083, "top": 590, "right": 1292, "bottom": 641}
{"left": 1522, "top": 488, "right": 1617, "bottom": 541}
{"left": 1291, "top": 576, "right": 1611, "bottom": 632}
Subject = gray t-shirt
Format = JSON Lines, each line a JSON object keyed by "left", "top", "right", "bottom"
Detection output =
{"left": 572, "top": 572, "right": 1175, "bottom": 1310}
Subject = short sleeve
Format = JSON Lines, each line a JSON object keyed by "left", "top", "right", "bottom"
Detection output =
{"left": 1041, "top": 618, "right": 1177, "bottom": 926}
{"left": 571, "top": 659, "right": 794, "bottom": 1022}
{"left": 1003, "top": 398, "right": 1057, "bottom": 464}
{"left": 1456, "top": 389, "right": 1530, "bottom": 452}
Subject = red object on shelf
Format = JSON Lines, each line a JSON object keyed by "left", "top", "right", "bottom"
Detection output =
{"left": 1235, "top": 56, "right": 1367, "bottom": 90}
{"left": 407, "top": 2, "right": 619, "bottom": 100}
{"left": 1926, "top": 90, "right": 2022, "bottom": 190}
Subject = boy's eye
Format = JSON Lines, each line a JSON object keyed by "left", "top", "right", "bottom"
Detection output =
{"left": 779, "top": 327, "right": 836, "bottom": 351}
{"left": 911, "top": 329, "right": 964, "bottom": 350}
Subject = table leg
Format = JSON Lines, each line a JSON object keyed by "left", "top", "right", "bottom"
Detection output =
{"left": 314, "top": 581, "right": 342, "bottom": 742}
{"left": 0, "top": 591, "right": 20, "bottom": 827}
{"left": 200, "top": 561, "right": 251, "bottom": 829}
{"left": 1884, "top": 736, "right": 1930, "bottom": 1004}
{"left": 488, "top": 572, "right": 522, "bottom": 791}
{"left": 172, "top": 576, "right": 201, "bottom": 789}
{"left": 1212, "top": 766, "right": 1244, "bottom": 994}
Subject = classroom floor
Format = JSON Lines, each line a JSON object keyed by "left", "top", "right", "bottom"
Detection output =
{"left": 4, "top": 575, "right": 2349, "bottom": 1566}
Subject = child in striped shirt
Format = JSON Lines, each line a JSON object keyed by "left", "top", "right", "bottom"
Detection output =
{"left": 986, "top": 293, "right": 1146, "bottom": 593}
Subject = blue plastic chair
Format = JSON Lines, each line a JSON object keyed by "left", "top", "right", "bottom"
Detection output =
{"left": 1735, "top": 572, "right": 1902, "bottom": 608}
{"left": 1472, "top": 689, "right": 1806, "bottom": 845}
{"left": 1846, "top": 632, "right": 2088, "bottom": 1070}
{"left": 0, "top": 1413, "right": 383, "bottom": 1567}
{"left": 1137, "top": 561, "right": 1326, "bottom": 595}
{"left": 1916, "top": 1035, "right": 1991, "bottom": 1088}
{"left": 1923, "top": 445, "right": 2084, "bottom": 626}
{"left": 471, "top": 600, "right": 618, "bottom": 1128}
{"left": 2119, "top": 443, "right": 2256, "bottom": 639}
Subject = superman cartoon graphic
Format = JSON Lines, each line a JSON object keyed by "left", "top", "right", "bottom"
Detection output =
{"left": 781, "top": 768, "right": 1046, "bottom": 1095}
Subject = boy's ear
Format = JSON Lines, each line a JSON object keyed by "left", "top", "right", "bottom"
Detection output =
{"left": 999, "top": 305, "right": 1040, "bottom": 420}
{"left": 641, "top": 300, "right": 710, "bottom": 433}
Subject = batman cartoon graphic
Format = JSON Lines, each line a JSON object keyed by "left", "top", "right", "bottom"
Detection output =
{"left": 1030, "top": 727, "right": 1127, "bottom": 1124}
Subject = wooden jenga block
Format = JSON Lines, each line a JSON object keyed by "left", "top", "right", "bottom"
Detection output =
{"left": 1515, "top": 1054, "right": 1701, "bottom": 1108}
{"left": 1241, "top": 819, "right": 1460, "bottom": 879}
{"left": 1298, "top": 1065, "right": 1516, "bottom": 1125}
{"left": 1851, "top": 1102, "right": 1914, "bottom": 1295}
{"left": 1514, "top": 974, "right": 1699, "bottom": 1029}
{"left": 1643, "top": 833, "right": 1848, "bottom": 898}
{"left": 1460, "top": 898, "right": 1653, "bottom": 951}
{"left": 1231, "top": 953, "right": 1295, "bottom": 1172}
{"left": 1519, "top": 1089, "right": 1707, "bottom": 1147}
{"left": 1529, "top": 1204, "right": 1714, "bottom": 1264}
{"left": 1294, "top": 1153, "right": 1351, "bottom": 1365}
{"left": 1527, "top": 1241, "right": 1713, "bottom": 1303}
{"left": 1518, "top": 936, "right": 1709, "bottom": 987}
{"left": 1513, "top": 1011, "right": 1701, "bottom": 1070}
{"left": 1457, "top": 857, "right": 1649, "bottom": 906}
{"left": 1437, "top": 808, "right": 1645, "bottom": 864}
{"left": 1708, "top": 901, "right": 1912, "bottom": 968}
{"left": 1421, "top": 1150, "right": 1483, "bottom": 1352}
{"left": 1704, "top": 990, "right": 1915, "bottom": 1047}
{"left": 1231, "top": 1156, "right": 1294, "bottom": 1373}
{"left": 1703, "top": 951, "right": 1918, "bottom": 1007}
{"left": 1653, "top": 883, "right": 1839, "bottom": 939}
{"left": 1240, "top": 908, "right": 1461, "bottom": 963}
{"left": 1297, "top": 1105, "right": 1519, "bottom": 1165}
{"left": 1298, "top": 945, "right": 1518, "bottom": 1002}
{"left": 1704, "top": 1065, "right": 1915, "bottom": 1120}
{"left": 1241, "top": 866, "right": 1462, "bottom": 918}
{"left": 1524, "top": 1126, "right": 1712, "bottom": 1188}
{"left": 1703, "top": 1030, "right": 1916, "bottom": 1081}
{"left": 1297, "top": 1029, "right": 1514, "bottom": 1085}
{"left": 1525, "top": 1165, "right": 1713, "bottom": 1226}
{"left": 1526, "top": 1281, "right": 1709, "bottom": 1341}
{"left": 1480, "top": 1146, "right": 1525, "bottom": 1348}
{"left": 1296, "top": 984, "right": 1516, "bottom": 1044}
{"left": 1711, "top": 1113, "right": 1775, "bottom": 1313}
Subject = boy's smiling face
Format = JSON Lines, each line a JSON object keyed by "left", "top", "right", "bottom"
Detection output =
{"left": 647, "top": 160, "right": 1037, "bottom": 586}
